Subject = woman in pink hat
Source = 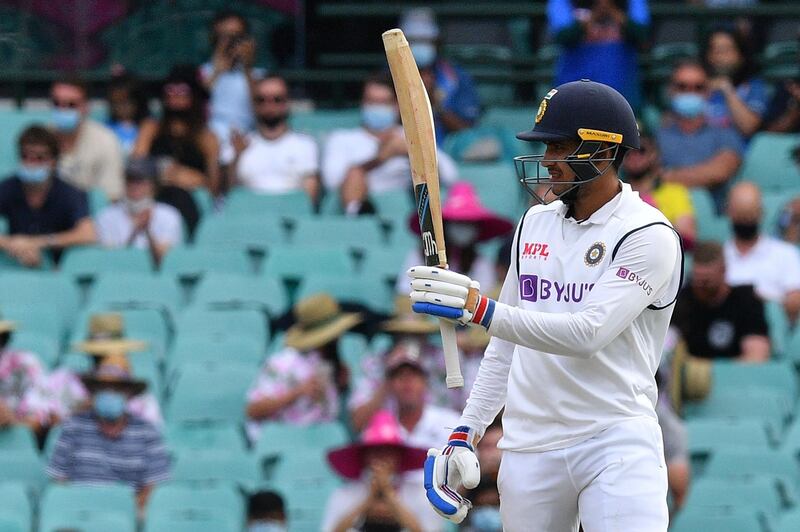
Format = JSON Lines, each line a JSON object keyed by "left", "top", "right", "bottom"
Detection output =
{"left": 397, "top": 181, "right": 513, "bottom": 296}
{"left": 322, "top": 410, "right": 444, "bottom": 532}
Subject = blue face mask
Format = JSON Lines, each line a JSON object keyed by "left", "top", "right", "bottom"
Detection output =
{"left": 247, "top": 521, "right": 287, "bottom": 532}
{"left": 94, "top": 390, "right": 127, "bottom": 421}
{"left": 361, "top": 104, "right": 398, "bottom": 132}
{"left": 52, "top": 108, "right": 81, "bottom": 132}
{"left": 410, "top": 42, "right": 437, "bottom": 68}
{"left": 470, "top": 506, "right": 502, "bottom": 532}
{"left": 17, "top": 164, "right": 50, "bottom": 184}
{"left": 671, "top": 93, "right": 706, "bottom": 119}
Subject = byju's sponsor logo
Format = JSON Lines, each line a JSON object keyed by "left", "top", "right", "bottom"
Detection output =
{"left": 615, "top": 267, "right": 653, "bottom": 296}
{"left": 521, "top": 242, "right": 550, "bottom": 260}
{"left": 519, "top": 275, "right": 595, "bottom": 303}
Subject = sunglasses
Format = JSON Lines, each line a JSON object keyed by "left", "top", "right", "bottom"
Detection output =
{"left": 672, "top": 82, "right": 707, "bottom": 92}
{"left": 255, "top": 95, "right": 288, "bottom": 104}
{"left": 52, "top": 99, "right": 80, "bottom": 109}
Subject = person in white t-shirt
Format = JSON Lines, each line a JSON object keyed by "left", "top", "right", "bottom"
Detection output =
{"left": 724, "top": 181, "right": 800, "bottom": 323}
{"left": 406, "top": 81, "right": 682, "bottom": 531}
{"left": 233, "top": 76, "right": 320, "bottom": 203}
{"left": 322, "top": 72, "right": 457, "bottom": 215}
{"left": 95, "top": 158, "right": 183, "bottom": 265}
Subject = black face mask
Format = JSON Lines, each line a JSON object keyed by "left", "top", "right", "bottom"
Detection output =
{"left": 732, "top": 222, "right": 759, "bottom": 241}
{"left": 257, "top": 113, "right": 289, "bottom": 128}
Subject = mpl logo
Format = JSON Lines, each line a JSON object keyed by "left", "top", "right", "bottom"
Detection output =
{"left": 521, "top": 242, "right": 550, "bottom": 260}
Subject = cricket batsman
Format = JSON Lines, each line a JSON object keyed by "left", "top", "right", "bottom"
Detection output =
{"left": 410, "top": 79, "right": 683, "bottom": 531}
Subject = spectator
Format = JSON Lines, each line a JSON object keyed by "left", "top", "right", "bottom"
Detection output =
{"left": 47, "top": 354, "right": 171, "bottom": 512}
{"left": 51, "top": 77, "right": 124, "bottom": 200}
{"left": 703, "top": 26, "right": 768, "bottom": 139}
{"left": 463, "top": 477, "right": 502, "bottom": 532}
{"left": 246, "top": 294, "right": 361, "bottom": 443}
{"left": 0, "top": 126, "right": 96, "bottom": 267}
{"left": 95, "top": 158, "right": 183, "bottom": 266}
{"left": 671, "top": 241, "right": 770, "bottom": 362}
{"left": 724, "top": 182, "right": 800, "bottom": 323}
{"left": 134, "top": 65, "right": 219, "bottom": 223}
{"left": 547, "top": 0, "right": 649, "bottom": 111}
{"left": 476, "top": 418, "right": 503, "bottom": 481}
{"left": 657, "top": 59, "right": 744, "bottom": 212}
{"left": 247, "top": 490, "right": 287, "bottom": 532}
{"left": 777, "top": 196, "right": 800, "bottom": 244}
{"left": 232, "top": 76, "right": 320, "bottom": 203}
{"left": 400, "top": 8, "right": 481, "bottom": 141}
{"left": 200, "top": 10, "right": 265, "bottom": 163}
{"left": 622, "top": 135, "right": 696, "bottom": 247}
{"left": 323, "top": 72, "right": 457, "bottom": 215}
{"left": 655, "top": 376, "right": 690, "bottom": 514}
{"left": 349, "top": 345, "right": 460, "bottom": 450}
{"left": 106, "top": 73, "right": 151, "bottom": 158}
{"left": 323, "top": 410, "right": 437, "bottom": 532}
{"left": 398, "top": 182, "right": 513, "bottom": 295}
{"left": 761, "top": 44, "right": 800, "bottom": 133}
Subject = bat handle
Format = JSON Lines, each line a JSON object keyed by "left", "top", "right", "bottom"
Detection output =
{"left": 440, "top": 319, "right": 464, "bottom": 389}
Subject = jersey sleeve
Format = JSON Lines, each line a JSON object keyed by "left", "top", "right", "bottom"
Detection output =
{"left": 488, "top": 223, "right": 680, "bottom": 359}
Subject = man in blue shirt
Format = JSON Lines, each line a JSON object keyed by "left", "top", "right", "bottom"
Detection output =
{"left": 657, "top": 60, "right": 744, "bottom": 213}
{"left": 0, "top": 126, "right": 95, "bottom": 267}
{"left": 400, "top": 8, "right": 481, "bottom": 143}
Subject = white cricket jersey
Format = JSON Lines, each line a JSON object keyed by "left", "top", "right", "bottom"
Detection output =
{"left": 459, "top": 183, "right": 683, "bottom": 452}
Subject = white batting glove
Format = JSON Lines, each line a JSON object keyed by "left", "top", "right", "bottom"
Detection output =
{"left": 424, "top": 426, "right": 481, "bottom": 523}
{"left": 409, "top": 266, "right": 497, "bottom": 329}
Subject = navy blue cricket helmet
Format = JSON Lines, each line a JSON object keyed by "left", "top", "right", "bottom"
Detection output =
{"left": 514, "top": 79, "right": 640, "bottom": 205}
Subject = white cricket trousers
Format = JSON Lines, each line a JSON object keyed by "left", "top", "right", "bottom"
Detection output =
{"left": 497, "top": 417, "right": 668, "bottom": 532}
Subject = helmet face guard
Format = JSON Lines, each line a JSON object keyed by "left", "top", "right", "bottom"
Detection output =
{"left": 514, "top": 137, "right": 620, "bottom": 205}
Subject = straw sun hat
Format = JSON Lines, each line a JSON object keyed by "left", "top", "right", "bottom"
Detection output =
{"left": 284, "top": 294, "right": 363, "bottom": 352}
{"left": 72, "top": 313, "right": 148, "bottom": 356}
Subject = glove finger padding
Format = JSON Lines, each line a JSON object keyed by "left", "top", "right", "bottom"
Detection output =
{"left": 410, "top": 278, "right": 470, "bottom": 299}
{"left": 424, "top": 448, "right": 472, "bottom": 523}
{"left": 410, "top": 290, "right": 467, "bottom": 309}
{"left": 408, "top": 266, "right": 475, "bottom": 288}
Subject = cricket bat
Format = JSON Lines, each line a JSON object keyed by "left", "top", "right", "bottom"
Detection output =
{"left": 382, "top": 28, "right": 464, "bottom": 389}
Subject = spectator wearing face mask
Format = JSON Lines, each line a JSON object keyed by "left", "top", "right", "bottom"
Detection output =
{"left": 621, "top": 135, "right": 696, "bottom": 248}
{"left": 0, "top": 126, "right": 96, "bottom": 267}
{"left": 723, "top": 182, "right": 800, "bottom": 324}
{"left": 95, "top": 158, "right": 183, "bottom": 265}
{"left": 400, "top": 8, "right": 481, "bottom": 142}
{"left": 396, "top": 182, "right": 513, "bottom": 296}
{"left": 247, "top": 490, "right": 288, "bottom": 532}
{"left": 51, "top": 77, "right": 125, "bottom": 200}
{"left": 232, "top": 76, "right": 320, "bottom": 204}
{"left": 656, "top": 59, "right": 744, "bottom": 213}
{"left": 323, "top": 72, "right": 457, "bottom": 216}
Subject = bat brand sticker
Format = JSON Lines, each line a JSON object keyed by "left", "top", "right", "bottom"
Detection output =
{"left": 584, "top": 242, "right": 606, "bottom": 266}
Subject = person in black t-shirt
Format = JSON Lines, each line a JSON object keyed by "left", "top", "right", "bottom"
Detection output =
{"left": 672, "top": 241, "right": 770, "bottom": 362}
{"left": 0, "top": 126, "right": 96, "bottom": 267}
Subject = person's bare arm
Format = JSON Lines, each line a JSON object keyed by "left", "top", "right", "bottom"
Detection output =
{"left": 35, "top": 217, "right": 97, "bottom": 249}
{"left": 667, "top": 461, "right": 690, "bottom": 513}
{"left": 136, "top": 484, "right": 155, "bottom": 513}
{"left": 738, "top": 335, "right": 770, "bottom": 363}
{"left": 715, "top": 80, "right": 761, "bottom": 137}
{"left": 673, "top": 214, "right": 696, "bottom": 246}
{"left": 661, "top": 150, "right": 741, "bottom": 188}
{"left": 200, "top": 129, "right": 222, "bottom": 195}
{"left": 783, "top": 289, "right": 800, "bottom": 325}
{"left": 246, "top": 377, "right": 321, "bottom": 420}
{"left": 132, "top": 119, "right": 159, "bottom": 157}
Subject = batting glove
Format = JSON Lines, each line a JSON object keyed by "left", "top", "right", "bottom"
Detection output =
{"left": 424, "top": 426, "right": 481, "bottom": 523}
{"left": 409, "top": 266, "right": 496, "bottom": 329}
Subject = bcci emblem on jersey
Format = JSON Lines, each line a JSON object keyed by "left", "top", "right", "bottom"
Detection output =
{"left": 584, "top": 242, "right": 606, "bottom": 266}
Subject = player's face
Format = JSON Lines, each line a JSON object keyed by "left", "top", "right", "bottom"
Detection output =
{"left": 542, "top": 139, "right": 581, "bottom": 195}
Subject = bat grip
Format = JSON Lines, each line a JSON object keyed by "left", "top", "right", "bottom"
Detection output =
{"left": 440, "top": 319, "right": 464, "bottom": 389}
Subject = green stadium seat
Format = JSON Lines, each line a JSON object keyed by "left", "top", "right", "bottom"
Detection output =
{"left": 193, "top": 215, "right": 289, "bottom": 253}
{"left": 443, "top": 126, "right": 518, "bottom": 163}
{"left": 191, "top": 273, "right": 289, "bottom": 318}
{"left": 690, "top": 187, "right": 731, "bottom": 241}
{"left": 261, "top": 246, "right": 355, "bottom": 281}
{"left": 171, "top": 449, "right": 260, "bottom": 490}
{"left": 89, "top": 273, "right": 182, "bottom": 318}
{"left": 191, "top": 187, "right": 215, "bottom": 217}
{"left": 175, "top": 308, "right": 269, "bottom": 349}
{"left": 683, "top": 389, "right": 790, "bottom": 440}
{"left": 683, "top": 477, "right": 783, "bottom": 518}
{"left": 61, "top": 247, "right": 154, "bottom": 280}
{"left": 739, "top": 133, "right": 800, "bottom": 191}
{"left": 2, "top": 303, "right": 63, "bottom": 342}
{"left": 145, "top": 483, "right": 244, "bottom": 532}
{"left": 166, "top": 334, "right": 264, "bottom": 377}
{"left": 39, "top": 483, "right": 136, "bottom": 532}
{"left": 0, "top": 426, "right": 36, "bottom": 452}
{"left": 479, "top": 107, "right": 535, "bottom": 137}
{"left": 160, "top": 246, "right": 253, "bottom": 279}
{"left": 686, "top": 418, "right": 772, "bottom": 458}
{"left": 765, "top": 301, "right": 791, "bottom": 359}
{"left": 704, "top": 448, "right": 798, "bottom": 499}
{"left": 87, "top": 187, "right": 109, "bottom": 216}
{"left": 9, "top": 330, "right": 60, "bottom": 367}
{"left": 339, "top": 333, "right": 370, "bottom": 379}
{"left": 224, "top": 189, "right": 313, "bottom": 218}
{"left": 0, "top": 482, "right": 31, "bottom": 532}
{"left": 0, "top": 250, "right": 50, "bottom": 272}
{"left": 776, "top": 509, "right": 800, "bottom": 532}
{"left": 57, "top": 352, "right": 93, "bottom": 374}
{"left": 295, "top": 275, "right": 394, "bottom": 314}
{"left": 290, "top": 216, "right": 387, "bottom": 252}
{"left": 778, "top": 420, "right": 800, "bottom": 455}
{"left": 42, "top": 516, "right": 136, "bottom": 532}
{"left": 256, "top": 421, "right": 349, "bottom": 465}
{"left": 670, "top": 508, "right": 765, "bottom": 532}
{"left": 0, "top": 272, "right": 79, "bottom": 327}
{"left": 371, "top": 190, "right": 414, "bottom": 221}
{"left": 457, "top": 162, "right": 527, "bottom": 218}
{"left": 359, "top": 247, "right": 409, "bottom": 284}
{"left": 0, "top": 449, "right": 45, "bottom": 491}
{"left": 290, "top": 109, "right": 360, "bottom": 139}
{"left": 165, "top": 422, "right": 247, "bottom": 454}
{"left": 166, "top": 364, "right": 253, "bottom": 423}
{"left": 144, "top": 515, "right": 240, "bottom": 532}
{"left": 711, "top": 360, "right": 798, "bottom": 399}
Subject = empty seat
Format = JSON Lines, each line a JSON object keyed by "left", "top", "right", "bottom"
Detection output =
{"left": 704, "top": 448, "right": 798, "bottom": 493}
{"left": 686, "top": 418, "right": 772, "bottom": 457}
{"left": 160, "top": 246, "right": 253, "bottom": 279}
{"left": 90, "top": 273, "right": 182, "bottom": 317}
{"left": 193, "top": 215, "right": 288, "bottom": 252}
{"left": 739, "top": 133, "right": 800, "bottom": 191}
{"left": 683, "top": 477, "right": 783, "bottom": 518}
{"left": 145, "top": 483, "right": 244, "bottom": 532}
{"left": 711, "top": 360, "right": 798, "bottom": 399}
{"left": 164, "top": 422, "right": 247, "bottom": 454}
{"left": 224, "top": 189, "right": 313, "bottom": 217}
{"left": 670, "top": 507, "right": 764, "bottom": 532}
{"left": 166, "top": 364, "right": 254, "bottom": 423}
{"left": 775, "top": 508, "right": 800, "bottom": 532}
{"left": 360, "top": 248, "right": 412, "bottom": 284}
{"left": 61, "top": 247, "right": 153, "bottom": 280}
{"left": 166, "top": 334, "right": 264, "bottom": 377}
{"left": 171, "top": 449, "right": 260, "bottom": 490}
{"left": 175, "top": 308, "right": 269, "bottom": 348}
{"left": 683, "top": 388, "right": 791, "bottom": 432}
{"left": 2, "top": 303, "right": 64, "bottom": 341}
{"left": 0, "top": 426, "right": 37, "bottom": 453}
{"left": 9, "top": 330, "right": 60, "bottom": 367}
{"left": 290, "top": 109, "right": 360, "bottom": 138}
{"left": 261, "top": 246, "right": 355, "bottom": 281}
{"left": 0, "top": 448, "right": 46, "bottom": 491}
{"left": 0, "top": 482, "right": 31, "bottom": 532}
{"left": 271, "top": 451, "right": 342, "bottom": 531}
{"left": 39, "top": 483, "right": 136, "bottom": 532}
{"left": 256, "top": 421, "right": 349, "bottom": 464}
{"left": 370, "top": 190, "right": 413, "bottom": 220}
{"left": 295, "top": 275, "right": 394, "bottom": 314}
{"left": 191, "top": 272, "right": 289, "bottom": 317}
{"left": 0, "top": 272, "right": 79, "bottom": 326}
{"left": 290, "top": 216, "right": 387, "bottom": 251}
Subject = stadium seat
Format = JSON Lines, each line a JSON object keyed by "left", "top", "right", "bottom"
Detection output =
{"left": 0, "top": 482, "right": 31, "bottom": 532}
{"left": 683, "top": 477, "right": 783, "bottom": 518}
{"left": 165, "top": 422, "right": 247, "bottom": 454}
{"left": 686, "top": 418, "right": 772, "bottom": 457}
{"left": 443, "top": 126, "right": 519, "bottom": 163}
{"left": 193, "top": 214, "right": 289, "bottom": 253}
{"left": 290, "top": 109, "right": 360, "bottom": 139}
{"left": 766, "top": 301, "right": 791, "bottom": 359}
{"left": 174, "top": 308, "right": 269, "bottom": 349}
{"left": 145, "top": 483, "right": 244, "bottom": 532}
{"left": 144, "top": 515, "right": 240, "bottom": 532}
{"left": 191, "top": 272, "right": 290, "bottom": 318}
{"left": 39, "top": 483, "right": 137, "bottom": 532}
{"left": 0, "top": 272, "right": 79, "bottom": 327}
{"left": 371, "top": 190, "right": 414, "bottom": 221}
{"left": 778, "top": 419, "right": 800, "bottom": 455}
{"left": 360, "top": 247, "right": 411, "bottom": 284}
{"left": 290, "top": 216, "right": 387, "bottom": 252}
{"left": 339, "top": 332, "right": 370, "bottom": 378}
{"left": 457, "top": 162, "right": 527, "bottom": 217}
{"left": 690, "top": 188, "right": 730, "bottom": 241}
{"left": 0, "top": 426, "right": 36, "bottom": 453}
{"left": 166, "top": 364, "right": 254, "bottom": 423}
{"left": 60, "top": 247, "right": 154, "bottom": 280}
{"left": 739, "top": 133, "right": 800, "bottom": 191}
{"left": 711, "top": 360, "right": 798, "bottom": 399}
{"left": 160, "top": 247, "right": 253, "bottom": 279}
{"left": 776, "top": 508, "right": 800, "bottom": 532}
{"left": 224, "top": 189, "right": 313, "bottom": 218}
{"left": 0, "top": 448, "right": 46, "bottom": 491}
{"left": 256, "top": 421, "right": 350, "bottom": 465}
{"left": 704, "top": 448, "right": 798, "bottom": 499}
{"left": 89, "top": 273, "right": 182, "bottom": 318}
{"left": 295, "top": 275, "right": 394, "bottom": 314}
{"left": 683, "top": 388, "right": 790, "bottom": 439}
{"left": 270, "top": 451, "right": 342, "bottom": 531}
{"left": 670, "top": 508, "right": 765, "bottom": 532}
{"left": 9, "top": 330, "right": 60, "bottom": 367}
{"left": 261, "top": 246, "right": 355, "bottom": 281}
{"left": 479, "top": 107, "right": 535, "bottom": 138}
{"left": 2, "top": 302, "right": 63, "bottom": 341}
{"left": 171, "top": 449, "right": 260, "bottom": 490}
{"left": 191, "top": 187, "right": 215, "bottom": 217}
{"left": 166, "top": 334, "right": 265, "bottom": 377}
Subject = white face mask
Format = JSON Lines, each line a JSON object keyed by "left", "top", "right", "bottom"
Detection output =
{"left": 448, "top": 222, "right": 479, "bottom": 247}
{"left": 124, "top": 197, "right": 154, "bottom": 215}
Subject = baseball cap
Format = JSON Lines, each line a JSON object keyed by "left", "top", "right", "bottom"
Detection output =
{"left": 125, "top": 157, "right": 158, "bottom": 182}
